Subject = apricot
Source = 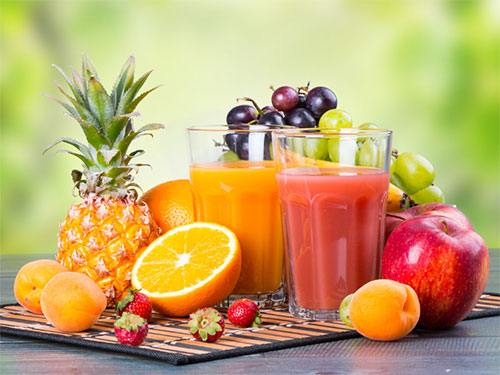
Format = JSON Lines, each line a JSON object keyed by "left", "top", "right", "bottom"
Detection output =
{"left": 41, "top": 272, "right": 107, "bottom": 332}
{"left": 14, "top": 259, "right": 68, "bottom": 314}
{"left": 349, "top": 279, "right": 420, "bottom": 341}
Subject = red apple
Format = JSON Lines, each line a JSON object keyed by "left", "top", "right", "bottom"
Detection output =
{"left": 385, "top": 203, "right": 474, "bottom": 243}
{"left": 381, "top": 214, "right": 489, "bottom": 329}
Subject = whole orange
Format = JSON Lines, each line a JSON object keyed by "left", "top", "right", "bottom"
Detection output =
{"left": 139, "top": 179, "right": 194, "bottom": 234}
{"left": 14, "top": 259, "right": 68, "bottom": 314}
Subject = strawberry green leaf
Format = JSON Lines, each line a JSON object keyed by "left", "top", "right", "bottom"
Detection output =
{"left": 115, "top": 290, "right": 135, "bottom": 313}
{"left": 199, "top": 329, "right": 208, "bottom": 341}
{"left": 114, "top": 312, "right": 145, "bottom": 332}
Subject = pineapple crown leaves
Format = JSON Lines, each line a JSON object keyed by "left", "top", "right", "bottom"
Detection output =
{"left": 188, "top": 308, "right": 224, "bottom": 341}
{"left": 114, "top": 312, "right": 146, "bottom": 332}
{"left": 43, "top": 54, "right": 164, "bottom": 199}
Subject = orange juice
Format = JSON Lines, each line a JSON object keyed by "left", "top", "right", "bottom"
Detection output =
{"left": 189, "top": 160, "right": 284, "bottom": 295}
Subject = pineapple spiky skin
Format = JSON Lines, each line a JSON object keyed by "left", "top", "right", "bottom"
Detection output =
{"left": 57, "top": 196, "right": 159, "bottom": 305}
{"left": 45, "top": 54, "right": 164, "bottom": 306}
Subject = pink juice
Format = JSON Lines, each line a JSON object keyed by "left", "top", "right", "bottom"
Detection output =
{"left": 277, "top": 167, "right": 389, "bottom": 311}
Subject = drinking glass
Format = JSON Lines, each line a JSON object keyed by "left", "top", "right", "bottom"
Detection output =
{"left": 273, "top": 127, "right": 392, "bottom": 320}
{"left": 187, "top": 125, "right": 290, "bottom": 308}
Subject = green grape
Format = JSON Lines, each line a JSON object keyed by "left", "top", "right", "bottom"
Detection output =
{"left": 218, "top": 150, "right": 239, "bottom": 162}
{"left": 375, "top": 138, "right": 390, "bottom": 170}
{"left": 268, "top": 141, "right": 274, "bottom": 160}
{"left": 357, "top": 138, "right": 377, "bottom": 167}
{"left": 304, "top": 138, "right": 329, "bottom": 160}
{"left": 412, "top": 185, "right": 445, "bottom": 204}
{"left": 327, "top": 137, "right": 340, "bottom": 162}
{"left": 318, "top": 109, "right": 353, "bottom": 129}
{"left": 289, "top": 137, "right": 304, "bottom": 155}
{"left": 392, "top": 152, "right": 435, "bottom": 194}
{"left": 339, "top": 294, "right": 354, "bottom": 327}
{"left": 359, "top": 122, "right": 379, "bottom": 130}
{"left": 390, "top": 172, "right": 406, "bottom": 191}
{"left": 357, "top": 122, "right": 378, "bottom": 143}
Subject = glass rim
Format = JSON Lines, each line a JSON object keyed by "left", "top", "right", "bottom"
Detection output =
{"left": 186, "top": 124, "right": 295, "bottom": 133}
{"left": 272, "top": 127, "right": 393, "bottom": 137}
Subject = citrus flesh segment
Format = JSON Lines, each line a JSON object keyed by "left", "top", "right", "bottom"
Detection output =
{"left": 131, "top": 222, "right": 241, "bottom": 317}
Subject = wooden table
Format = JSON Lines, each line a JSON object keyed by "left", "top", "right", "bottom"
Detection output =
{"left": 1, "top": 251, "right": 499, "bottom": 375}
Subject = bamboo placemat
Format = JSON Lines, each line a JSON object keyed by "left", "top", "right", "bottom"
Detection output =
{"left": 1, "top": 293, "right": 499, "bottom": 365}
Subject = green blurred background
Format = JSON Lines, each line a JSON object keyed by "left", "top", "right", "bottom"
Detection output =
{"left": 0, "top": 0, "right": 498, "bottom": 254}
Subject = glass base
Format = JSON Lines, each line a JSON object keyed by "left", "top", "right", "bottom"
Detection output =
{"left": 289, "top": 301, "right": 340, "bottom": 321}
{"left": 217, "top": 285, "right": 287, "bottom": 310}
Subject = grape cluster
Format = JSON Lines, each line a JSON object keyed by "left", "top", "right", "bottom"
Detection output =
{"left": 390, "top": 151, "right": 445, "bottom": 205}
{"left": 223, "top": 84, "right": 340, "bottom": 161}
{"left": 226, "top": 84, "right": 339, "bottom": 129}
{"left": 222, "top": 84, "right": 445, "bottom": 206}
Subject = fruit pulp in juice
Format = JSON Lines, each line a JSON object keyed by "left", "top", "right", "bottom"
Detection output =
{"left": 276, "top": 166, "right": 389, "bottom": 310}
{"left": 189, "top": 161, "right": 284, "bottom": 294}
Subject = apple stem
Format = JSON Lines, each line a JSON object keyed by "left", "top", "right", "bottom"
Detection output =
{"left": 441, "top": 219, "right": 448, "bottom": 234}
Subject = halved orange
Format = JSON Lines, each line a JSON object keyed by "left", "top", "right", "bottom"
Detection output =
{"left": 131, "top": 222, "right": 241, "bottom": 317}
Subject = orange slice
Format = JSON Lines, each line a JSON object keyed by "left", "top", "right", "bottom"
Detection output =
{"left": 131, "top": 222, "right": 241, "bottom": 317}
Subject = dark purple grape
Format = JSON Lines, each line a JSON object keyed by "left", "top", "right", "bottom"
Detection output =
{"left": 261, "top": 105, "right": 274, "bottom": 113}
{"left": 263, "top": 133, "right": 272, "bottom": 160}
{"left": 305, "top": 86, "right": 337, "bottom": 118}
{"left": 258, "top": 111, "right": 285, "bottom": 125}
{"left": 284, "top": 108, "right": 317, "bottom": 128}
{"left": 272, "top": 86, "right": 299, "bottom": 112}
{"left": 226, "top": 105, "right": 258, "bottom": 124}
{"left": 235, "top": 134, "right": 249, "bottom": 159}
{"left": 296, "top": 94, "right": 306, "bottom": 108}
{"left": 225, "top": 124, "right": 249, "bottom": 158}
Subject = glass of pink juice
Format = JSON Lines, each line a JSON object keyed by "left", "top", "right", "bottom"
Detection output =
{"left": 273, "top": 128, "right": 392, "bottom": 320}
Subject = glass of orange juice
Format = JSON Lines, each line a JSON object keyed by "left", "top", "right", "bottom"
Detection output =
{"left": 273, "top": 127, "right": 392, "bottom": 320}
{"left": 187, "top": 125, "right": 290, "bottom": 308}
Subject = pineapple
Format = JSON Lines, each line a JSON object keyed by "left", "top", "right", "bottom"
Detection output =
{"left": 45, "top": 55, "right": 163, "bottom": 305}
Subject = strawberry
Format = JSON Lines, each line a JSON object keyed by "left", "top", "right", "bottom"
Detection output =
{"left": 188, "top": 307, "right": 225, "bottom": 342}
{"left": 227, "top": 298, "right": 261, "bottom": 327}
{"left": 116, "top": 289, "right": 152, "bottom": 321}
{"left": 114, "top": 312, "right": 149, "bottom": 346}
